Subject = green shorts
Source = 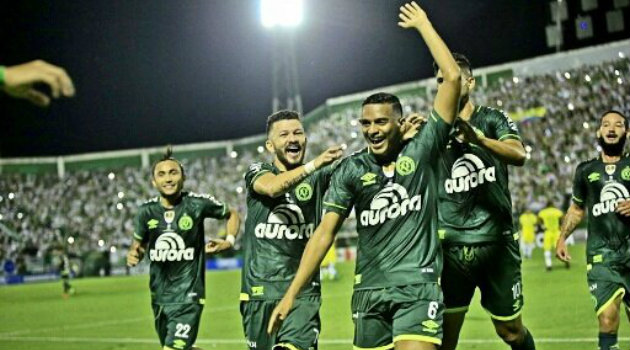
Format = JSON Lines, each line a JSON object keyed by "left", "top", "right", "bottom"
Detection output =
{"left": 587, "top": 261, "right": 630, "bottom": 315}
{"left": 351, "top": 283, "right": 443, "bottom": 350}
{"left": 152, "top": 303, "right": 203, "bottom": 350}
{"left": 240, "top": 295, "right": 321, "bottom": 350}
{"left": 442, "top": 240, "right": 524, "bottom": 320}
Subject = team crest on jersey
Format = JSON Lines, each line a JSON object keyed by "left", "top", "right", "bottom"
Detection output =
{"left": 621, "top": 166, "right": 630, "bottom": 181}
{"left": 359, "top": 183, "right": 422, "bottom": 226}
{"left": 149, "top": 232, "right": 194, "bottom": 262}
{"left": 588, "top": 172, "right": 601, "bottom": 182}
{"left": 255, "top": 204, "right": 314, "bottom": 240}
{"left": 295, "top": 183, "right": 313, "bottom": 201}
{"left": 592, "top": 181, "right": 630, "bottom": 217}
{"left": 178, "top": 214, "right": 193, "bottom": 231}
{"left": 444, "top": 154, "right": 496, "bottom": 194}
{"left": 396, "top": 156, "right": 416, "bottom": 176}
{"left": 605, "top": 165, "right": 616, "bottom": 176}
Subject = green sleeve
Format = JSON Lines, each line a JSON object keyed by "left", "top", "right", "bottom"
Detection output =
{"left": 571, "top": 163, "right": 586, "bottom": 207}
{"left": 323, "top": 160, "right": 354, "bottom": 217}
{"left": 244, "top": 162, "right": 274, "bottom": 192}
{"left": 411, "top": 109, "right": 452, "bottom": 162}
{"left": 200, "top": 195, "right": 229, "bottom": 219}
{"left": 491, "top": 109, "right": 521, "bottom": 141}
{"left": 133, "top": 208, "right": 148, "bottom": 243}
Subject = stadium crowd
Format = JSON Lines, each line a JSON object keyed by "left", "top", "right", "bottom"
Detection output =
{"left": 1, "top": 57, "right": 628, "bottom": 270}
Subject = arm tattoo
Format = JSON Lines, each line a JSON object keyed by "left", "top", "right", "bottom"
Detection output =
{"left": 560, "top": 209, "right": 583, "bottom": 239}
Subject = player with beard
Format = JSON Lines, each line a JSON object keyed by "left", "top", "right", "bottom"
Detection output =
{"left": 268, "top": 2, "right": 460, "bottom": 349}
{"left": 557, "top": 110, "right": 630, "bottom": 350}
{"left": 433, "top": 51, "right": 534, "bottom": 350}
{"left": 240, "top": 110, "right": 343, "bottom": 350}
{"left": 127, "top": 147, "right": 241, "bottom": 350}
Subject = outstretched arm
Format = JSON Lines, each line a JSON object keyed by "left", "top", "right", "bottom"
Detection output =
{"left": 556, "top": 203, "right": 585, "bottom": 262}
{"left": 254, "top": 146, "right": 343, "bottom": 198}
{"left": 267, "top": 212, "right": 344, "bottom": 334}
{"left": 398, "top": 1, "right": 460, "bottom": 124}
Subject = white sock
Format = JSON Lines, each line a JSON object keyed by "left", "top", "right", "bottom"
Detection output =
{"left": 544, "top": 250, "right": 552, "bottom": 268}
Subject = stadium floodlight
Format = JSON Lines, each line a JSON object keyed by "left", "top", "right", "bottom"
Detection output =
{"left": 261, "top": 0, "right": 304, "bottom": 28}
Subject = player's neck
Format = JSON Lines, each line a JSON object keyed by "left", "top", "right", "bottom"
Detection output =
{"left": 458, "top": 100, "right": 475, "bottom": 120}
{"left": 601, "top": 152, "right": 622, "bottom": 163}
{"left": 273, "top": 158, "right": 298, "bottom": 172}
{"left": 160, "top": 193, "right": 182, "bottom": 209}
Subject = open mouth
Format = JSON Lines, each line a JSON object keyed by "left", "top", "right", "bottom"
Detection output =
{"left": 162, "top": 184, "right": 176, "bottom": 191}
{"left": 285, "top": 144, "right": 302, "bottom": 156}
{"left": 606, "top": 134, "right": 618, "bottom": 142}
{"left": 368, "top": 135, "right": 386, "bottom": 148}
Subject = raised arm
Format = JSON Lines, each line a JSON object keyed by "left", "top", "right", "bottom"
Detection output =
{"left": 253, "top": 146, "right": 342, "bottom": 198}
{"left": 555, "top": 203, "right": 585, "bottom": 262}
{"left": 398, "top": 1, "right": 460, "bottom": 124}
{"left": 267, "top": 212, "right": 344, "bottom": 334}
{"left": 1, "top": 60, "right": 75, "bottom": 107}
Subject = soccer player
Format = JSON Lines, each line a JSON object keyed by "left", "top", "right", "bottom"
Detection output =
{"left": 518, "top": 209, "right": 538, "bottom": 259}
{"left": 556, "top": 110, "right": 630, "bottom": 350}
{"left": 126, "top": 147, "right": 241, "bottom": 350}
{"left": 538, "top": 201, "right": 565, "bottom": 270}
{"left": 55, "top": 248, "right": 75, "bottom": 298}
{"left": 240, "top": 109, "right": 343, "bottom": 350}
{"left": 434, "top": 54, "right": 534, "bottom": 349}
{"left": 268, "top": 2, "right": 461, "bottom": 349}
{"left": 0, "top": 60, "right": 75, "bottom": 107}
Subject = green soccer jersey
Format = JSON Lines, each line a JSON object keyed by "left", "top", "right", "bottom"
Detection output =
{"left": 324, "top": 110, "right": 451, "bottom": 290}
{"left": 572, "top": 154, "right": 630, "bottom": 261}
{"left": 241, "top": 162, "right": 335, "bottom": 300}
{"left": 133, "top": 192, "right": 229, "bottom": 305}
{"left": 438, "top": 106, "right": 521, "bottom": 244}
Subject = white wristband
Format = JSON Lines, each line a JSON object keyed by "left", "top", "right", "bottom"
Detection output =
{"left": 226, "top": 235, "right": 236, "bottom": 246}
{"left": 304, "top": 161, "right": 316, "bottom": 174}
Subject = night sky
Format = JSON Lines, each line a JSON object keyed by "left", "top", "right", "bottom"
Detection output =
{"left": 1, "top": 0, "right": 626, "bottom": 157}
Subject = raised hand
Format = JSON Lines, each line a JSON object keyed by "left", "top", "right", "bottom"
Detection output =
{"left": 398, "top": 1, "right": 430, "bottom": 30}
{"left": 313, "top": 146, "right": 343, "bottom": 169}
{"left": 401, "top": 113, "right": 427, "bottom": 141}
{"left": 2, "top": 60, "right": 75, "bottom": 107}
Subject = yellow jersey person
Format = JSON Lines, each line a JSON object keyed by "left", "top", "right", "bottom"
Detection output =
{"left": 538, "top": 202, "right": 567, "bottom": 270}
{"left": 519, "top": 209, "right": 538, "bottom": 259}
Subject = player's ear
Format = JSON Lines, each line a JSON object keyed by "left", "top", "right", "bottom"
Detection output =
{"left": 265, "top": 139, "right": 274, "bottom": 153}
{"left": 468, "top": 76, "right": 476, "bottom": 90}
{"left": 151, "top": 178, "right": 157, "bottom": 189}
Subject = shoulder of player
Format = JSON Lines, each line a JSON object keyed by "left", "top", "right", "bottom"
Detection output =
{"left": 184, "top": 191, "right": 223, "bottom": 204}
{"left": 244, "top": 162, "right": 273, "bottom": 177}
{"left": 139, "top": 196, "right": 159, "bottom": 208}
{"left": 477, "top": 105, "right": 506, "bottom": 117}
{"left": 336, "top": 149, "right": 369, "bottom": 169}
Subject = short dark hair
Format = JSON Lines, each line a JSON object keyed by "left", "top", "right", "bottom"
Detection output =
{"left": 433, "top": 52, "right": 473, "bottom": 77}
{"left": 361, "top": 92, "right": 403, "bottom": 118}
{"left": 266, "top": 110, "right": 301, "bottom": 135}
{"left": 151, "top": 145, "right": 185, "bottom": 178}
{"left": 599, "top": 110, "right": 629, "bottom": 129}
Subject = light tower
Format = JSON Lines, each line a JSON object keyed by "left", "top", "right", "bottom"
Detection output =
{"left": 260, "top": 0, "right": 304, "bottom": 114}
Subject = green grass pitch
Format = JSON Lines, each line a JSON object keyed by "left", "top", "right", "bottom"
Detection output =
{"left": 1, "top": 243, "right": 628, "bottom": 350}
